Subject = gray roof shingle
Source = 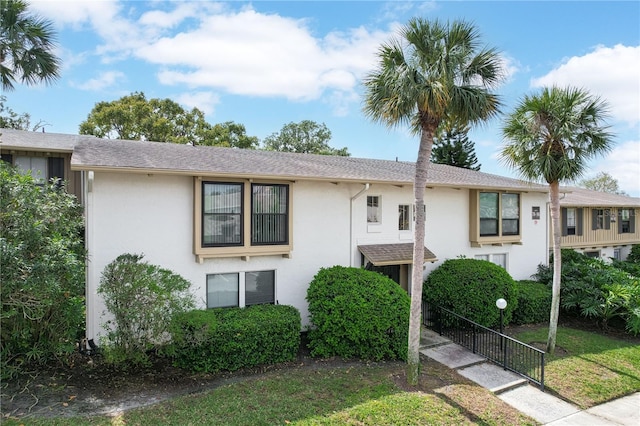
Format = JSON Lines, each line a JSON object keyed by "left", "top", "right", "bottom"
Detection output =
{"left": 559, "top": 186, "right": 640, "bottom": 207}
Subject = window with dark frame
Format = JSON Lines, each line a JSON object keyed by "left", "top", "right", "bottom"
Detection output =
{"left": 251, "top": 184, "right": 288, "bottom": 245}
{"left": 566, "top": 208, "right": 577, "bottom": 235}
{"left": 202, "top": 182, "right": 243, "bottom": 246}
{"left": 479, "top": 192, "right": 499, "bottom": 236}
{"left": 367, "top": 195, "right": 380, "bottom": 223}
{"left": 245, "top": 270, "right": 275, "bottom": 305}
{"left": 620, "top": 209, "right": 632, "bottom": 233}
{"left": 398, "top": 204, "right": 410, "bottom": 230}
{"left": 501, "top": 193, "right": 520, "bottom": 235}
{"left": 206, "top": 273, "right": 239, "bottom": 308}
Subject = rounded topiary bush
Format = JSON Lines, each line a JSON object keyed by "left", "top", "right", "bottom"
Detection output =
{"left": 512, "top": 280, "right": 551, "bottom": 325}
{"left": 306, "top": 266, "right": 410, "bottom": 361}
{"left": 423, "top": 258, "right": 517, "bottom": 328}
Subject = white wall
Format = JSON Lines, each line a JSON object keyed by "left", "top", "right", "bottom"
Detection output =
{"left": 85, "top": 172, "right": 550, "bottom": 340}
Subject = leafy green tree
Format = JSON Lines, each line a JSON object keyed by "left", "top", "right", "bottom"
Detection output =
{"left": 501, "top": 86, "right": 614, "bottom": 353}
{"left": 0, "top": 95, "right": 47, "bottom": 130}
{"left": 579, "top": 172, "right": 628, "bottom": 195}
{"left": 431, "top": 119, "right": 481, "bottom": 170}
{"left": 363, "top": 18, "right": 502, "bottom": 385}
{"left": 1, "top": 162, "right": 85, "bottom": 377}
{"left": 1, "top": 0, "right": 61, "bottom": 91}
{"left": 263, "top": 120, "right": 349, "bottom": 156}
{"left": 79, "top": 92, "right": 258, "bottom": 148}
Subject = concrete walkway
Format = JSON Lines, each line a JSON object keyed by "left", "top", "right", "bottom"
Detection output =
{"left": 419, "top": 328, "right": 640, "bottom": 425}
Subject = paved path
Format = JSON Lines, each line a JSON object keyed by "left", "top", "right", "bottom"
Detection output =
{"left": 419, "top": 328, "right": 640, "bottom": 425}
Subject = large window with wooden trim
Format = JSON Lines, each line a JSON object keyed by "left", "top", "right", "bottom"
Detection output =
{"left": 195, "top": 178, "right": 292, "bottom": 261}
{"left": 470, "top": 190, "right": 522, "bottom": 246}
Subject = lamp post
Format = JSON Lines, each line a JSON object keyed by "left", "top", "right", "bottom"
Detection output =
{"left": 496, "top": 298, "right": 507, "bottom": 355}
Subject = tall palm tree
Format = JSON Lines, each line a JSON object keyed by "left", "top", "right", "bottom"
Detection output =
{"left": 362, "top": 18, "right": 502, "bottom": 385}
{"left": 1, "top": 0, "right": 61, "bottom": 91}
{"left": 500, "top": 86, "right": 613, "bottom": 354}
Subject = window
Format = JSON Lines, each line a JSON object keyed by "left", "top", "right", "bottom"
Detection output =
{"left": 202, "top": 182, "right": 243, "bottom": 246}
{"left": 479, "top": 193, "right": 498, "bottom": 236}
{"left": 252, "top": 184, "right": 288, "bottom": 245}
{"left": 367, "top": 196, "right": 380, "bottom": 223}
{"left": 619, "top": 209, "right": 635, "bottom": 234}
{"left": 14, "top": 156, "right": 64, "bottom": 185}
{"left": 206, "top": 271, "right": 275, "bottom": 309}
{"left": 245, "top": 270, "right": 275, "bottom": 306}
{"left": 475, "top": 253, "right": 507, "bottom": 269}
{"left": 200, "top": 181, "right": 289, "bottom": 249}
{"left": 562, "top": 207, "right": 583, "bottom": 236}
{"left": 614, "top": 249, "right": 621, "bottom": 261}
{"left": 207, "top": 273, "right": 239, "bottom": 308}
{"left": 398, "top": 205, "right": 410, "bottom": 230}
{"left": 584, "top": 251, "right": 600, "bottom": 259}
{"left": 501, "top": 194, "right": 520, "bottom": 235}
{"left": 479, "top": 192, "right": 519, "bottom": 237}
{"left": 592, "top": 209, "right": 611, "bottom": 230}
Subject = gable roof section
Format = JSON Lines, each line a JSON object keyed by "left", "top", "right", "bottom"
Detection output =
{"left": 69, "top": 136, "right": 546, "bottom": 192}
{"left": 559, "top": 186, "right": 640, "bottom": 208}
{"left": 0, "top": 128, "right": 98, "bottom": 153}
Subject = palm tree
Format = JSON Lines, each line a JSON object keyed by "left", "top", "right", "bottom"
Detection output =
{"left": 500, "top": 86, "right": 613, "bottom": 354}
{"left": 362, "top": 18, "right": 502, "bottom": 385}
{"left": 1, "top": 0, "right": 61, "bottom": 91}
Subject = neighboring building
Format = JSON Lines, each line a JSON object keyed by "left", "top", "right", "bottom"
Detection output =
{"left": 2, "top": 128, "right": 551, "bottom": 341}
{"left": 557, "top": 186, "right": 640, "bottom": 261}
{"left": 0, "top": 129, "right": 97, "bottom": 202}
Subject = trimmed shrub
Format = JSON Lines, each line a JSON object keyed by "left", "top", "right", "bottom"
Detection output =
{"left": 627, "top": 244, "right": 640, "bottom": 263}
{"left": 423, "top": 258, "right": 518, "bottom": 328}
{"left": 98, "top": 253, "right": 195, "bottom": 367}
{"left": 306, "top": 266, "right": 409, "bottom": 361}
{"left": 512, "top": 280, "right": 551, "bottom": 325}
{"left": 170, "top": 304, "right": 301, "bottom": 373}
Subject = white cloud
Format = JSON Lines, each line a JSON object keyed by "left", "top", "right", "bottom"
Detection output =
{"left": 174, "top": 91, "right": 220, "bottom": 115}
{"left": 592, "top": 140, "right": 640, "bottom": 197}
{"left": 531, "top": 44, "right": 640, "bottom": 126}
{"left": 71, "top": 71, "right": 125, "bottom": 91}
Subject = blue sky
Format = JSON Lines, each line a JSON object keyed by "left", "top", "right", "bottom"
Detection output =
{"left": 6, "top": 1, "right": 640, "bottom": 196}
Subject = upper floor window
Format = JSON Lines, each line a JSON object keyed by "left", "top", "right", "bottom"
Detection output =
{"left": 479, "top": 192, "right": 520, "bottom": 237}
{"left": 562, "top": 207, "right": 583, "bottom": 236}
{"left": 252, "top": 184, "right": 288, "bottom": 245}
{"left": 367, "top": 195, "right": 380, "bottom": 223}
{"left": 201, "top": 181, "right": 289, "bottom": 249}
{"left": 13, "top": 155, "right": 64, "bottom": 185}
{"left": 398, "top": 204, "right": 410, "bottom": 231}
{"left": 566, "top": 208, "right": 577, "bottom": 235}
{"left": 619, "top": 209, "right": 635, "bottom": 234}
{"left": 592, "top": 209, "right": 611, "bottom": 230}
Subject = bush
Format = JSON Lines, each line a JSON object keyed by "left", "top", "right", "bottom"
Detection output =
{"left": 627, "top": 244, "right": 640, "bottom": 263}
{"left": 306, "top": 266, "right": 409, "bottom": 361}
{"left": 98, "top": 253, "right": 195, "bottom": 367}
{"left": 170, "top": 305, "right": 301, "bottom": 373}
{"left": 1, "top": 162, "right": 86, "bottom": 378}
{"left": 423, "top": 258, "right": 518, "bottom": 328}
{"left": 512, "top": 281, "right": 551, "bottom": 325}
{"left": 535, "top": 249, "right": 640, "bottom": 334}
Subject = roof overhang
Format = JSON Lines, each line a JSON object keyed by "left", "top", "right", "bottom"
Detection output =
{"left": 358, "top": 243, "right": 437, "bottom": 266}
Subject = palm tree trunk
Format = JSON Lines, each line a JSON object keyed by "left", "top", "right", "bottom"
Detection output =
{"left": 547, "top": 180, "right": 562, "bottom": 354}
{"left": 407, "top": 126, "right": 434, "bottom": 385}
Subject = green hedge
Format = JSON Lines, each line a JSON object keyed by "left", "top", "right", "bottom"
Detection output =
{"left": 423, "top": 258, "right": 518, "bottom": 328}
{"left": 306, "top": 266, "right": 410, "bottom": 361}
{"left": 512, "top": 280, "right": 551, "bottom": 325}
{"left": 170, "top": 304, "right": 301, "bottom": 373}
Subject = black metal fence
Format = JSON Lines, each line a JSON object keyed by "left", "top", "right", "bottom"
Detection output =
{"left": 423, "top": 302, "right": 545, "bottom": 391}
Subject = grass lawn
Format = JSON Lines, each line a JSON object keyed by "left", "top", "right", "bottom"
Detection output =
{"left": 2, "top": 360, "right": 536, "bottom": 425}
{"left": 511, "top": 326, "right": 640, "bottom": 409}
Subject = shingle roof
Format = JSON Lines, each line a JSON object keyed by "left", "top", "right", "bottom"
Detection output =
{"left": 0, "top": 128, "right": 98, "bottom": 152}
{"left": 71, "top": 136, "right": 547, "bottom": 191}
{"left": 1, "top": 128, "right": 547, "bottom": 191}
{"left": 559, "top": 186, "right": 640, "bottom": 207}
{"left": 359, "top": 243, "right": 438, "bottom": 266}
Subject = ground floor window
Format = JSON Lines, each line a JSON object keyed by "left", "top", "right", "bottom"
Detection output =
{"left": 584, "top": 251, "right": 600, "bottom": 259}
{"left": 207, "top": 270, "right": 276, "bottom": 308}
{"left": 475, "top": 253, "right": 507, "bottom": 269}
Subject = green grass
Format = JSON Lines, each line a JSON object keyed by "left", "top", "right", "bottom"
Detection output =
{"left": 3, "top": 362, "right": 535, "bottom": 426}
{"left": 512, "top": 327, "right": 640, "bottom": 408}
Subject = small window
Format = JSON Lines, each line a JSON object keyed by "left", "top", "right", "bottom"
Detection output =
{"left": 251, "top": 184, "right": 288, "bottom": 245}
{"left": 367, "top": 196, "right": 380, "bottom": 223}
{"left": 398, "top": 205, "right": 410, "bottom": 230}
{"left": 475, "top": 254, "right": 507, "bottom": 269}
{"left": 620, "top": 209, "right": 633, "bottom": 233}
{"left": 202, "top": 182, "right": 243, "bottom": 246}
{"left": 207, "top": 273, "right": 239, "bottom": 308}
{"left": 474, "top": 254, "right": 490, "bottom": 261}
{"left": 501, "top": 194, "right": 519, "bottom": 235}
{"left": 566, "top": 208, "right": 576, "bottom": 235}
{"left": 245, "top": 270, "right": 275, "bottom": 306}
{"left": 15, "top": 156, "right": 48, "bottom": 184}
{"left": 592, "top": 209, "right": 609, "bottom": 230}
{"left": 584, "top": 251, "right": 600, "bottom": 259}
{"left": 613, "top": 249, "right": 621, "bottom": 261}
